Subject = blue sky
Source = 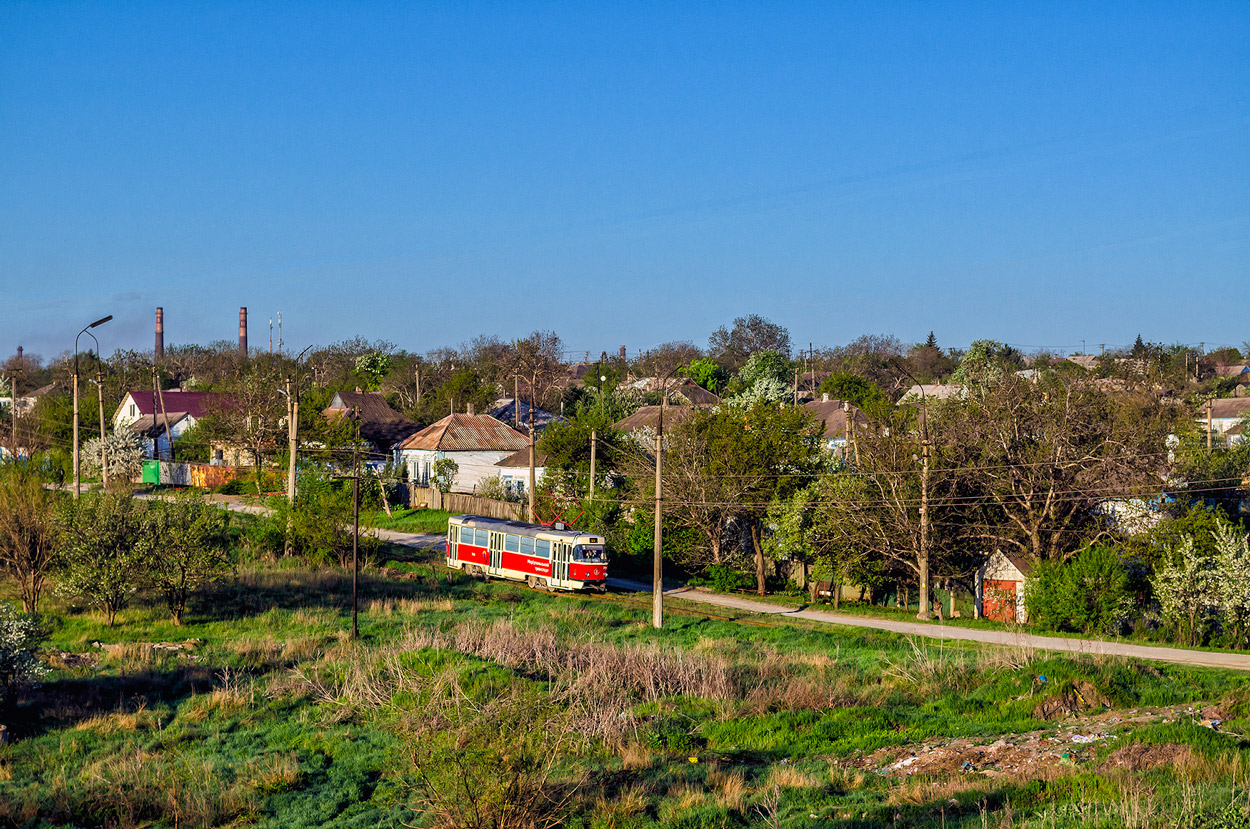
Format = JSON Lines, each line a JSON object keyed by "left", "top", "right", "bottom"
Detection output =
{"left": 2, "top": 2, "right": 1247, "bottom": 361}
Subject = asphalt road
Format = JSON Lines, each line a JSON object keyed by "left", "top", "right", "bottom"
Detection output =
{"left": 147, "top": 494, "right": 1250, "bottom": 672}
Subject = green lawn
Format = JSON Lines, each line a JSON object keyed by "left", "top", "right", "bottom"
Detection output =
{"left": 4, "top": 542, "right": 1250, "bottom": 828}
{"left": 362, "top": 507, "right": 455, "bottom": 534}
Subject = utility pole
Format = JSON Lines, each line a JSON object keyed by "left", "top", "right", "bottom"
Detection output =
{"left": 918, "top": 437, "right": 931, "bottom": 621}
{"left": 11, "top": 346, "right": 20, "bottom": 461}
{"left": 72, "top": 359, "right": 80, "bottom": 497}
{"left": 1208, "top": 400, "right": 1213, "bottom": 451}
{"left": 653, "top": 398, "right": 664, "bottom": 630}
{"left": 352, "top": 409, "right": 361, "bottom": 639}
{"left": 588, "top": 429, "right": 597, "bottom": 501}
{"left": 277, "top": 311, "right": 283, "bottom": 354}
{"left": 527, "top": 386, "right": 536, "bottom": 522}
{"left": 153, "top": 367, "right": 175, "bottom": 462}
{"left": 95, "top": 362, "right": 108, "bottom": 488}
{"left": 793, "top": 366, "right": 799, "bottom": 406}
{"left": 286, "top": 375, "right": 299, "bottom": 504}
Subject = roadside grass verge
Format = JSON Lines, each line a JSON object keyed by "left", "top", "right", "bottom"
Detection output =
{"left": 363, "top": 507, "right": 455, "bottom": 534}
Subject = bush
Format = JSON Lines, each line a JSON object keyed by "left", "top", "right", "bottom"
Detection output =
{"left": 1025, "top": 545, "right": 1130, "bottom": 635}
{"left": 688, "top": 563, "right": 755, "bottom": 593}
{"left": 0, "top": 601, "right": 47, "bottom": 710}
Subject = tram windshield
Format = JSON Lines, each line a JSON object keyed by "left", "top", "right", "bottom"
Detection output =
{"left": 572, "top": 545, "right": 606, "bottom": 563}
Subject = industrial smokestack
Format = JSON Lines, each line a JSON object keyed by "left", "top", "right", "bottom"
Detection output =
{"left": 619, "top": 345, "right": 626, "bottom": 360}
{"left": 16, "top": 345, "right": 22, "bottom": 363}
{"left": 238, "top": 307, "right": 248, "bottom": 357}
{"left": 155, "top": 307, "right": 164, "bottom": 359}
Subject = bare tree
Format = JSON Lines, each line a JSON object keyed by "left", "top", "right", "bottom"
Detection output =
{"left": 708, "top": 315, "right": 792, "bottom": 368}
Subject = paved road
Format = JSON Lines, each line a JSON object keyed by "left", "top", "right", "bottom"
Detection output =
{"left": 608, "top": 577, "right": 1250, "bottom": 672}
{"left": 138, "top": 493, "right": 1250, "bottom": 672}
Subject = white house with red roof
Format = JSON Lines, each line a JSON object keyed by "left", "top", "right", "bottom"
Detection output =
{"left": 113, "top": 390, "right": 228, "bottom": 460}
{"left": 396, "top": 411, "right": 529, "bottom": 493}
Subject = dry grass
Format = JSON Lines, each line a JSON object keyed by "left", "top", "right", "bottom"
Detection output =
{"left": 620, "top": 742, "right": 654, "bottom": 770}
{"left": 763, "top": 763, "right": 821, "bottom": 790}
{"left": 73, "top": 706, "right": 161, "bottom": 737}
{"left": 707, "top": 765, "right": 748, "bottom": 810}
{"left": 365, "top": 596, "right": 454, "bottom": 615}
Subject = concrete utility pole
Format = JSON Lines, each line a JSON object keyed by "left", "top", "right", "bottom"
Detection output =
{"left": 95, "top": 363, "right": 108, "bottom": 488}
{"left": 588, "top": 429, "right": 597, "bottom": 501}
{"left": 653, "top": 403, "right": 664, "bottom": 630}
{"left": 919, "top": 437, "right": 931, "bottom": 620}
{"left": 74, "top": 315, "right": 112, "bottom": 497}
{"left": 153, "top": 367, "right": 174, "bottom": 462}
{"left": 11, "top": 346, "right": 20, "bottom": 461}
{"left": 1208, "top": 401, "right": 1213, "bottom": 451}
{"left": 527, "top": 394, "right": 537, "bottom": 522}
{"left": 286, "top": 375, "right": 299, "bottom": 503}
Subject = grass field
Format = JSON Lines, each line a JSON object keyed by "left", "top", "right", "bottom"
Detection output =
{"left": 362, "top": 507, "right": 455, "bottom": 534}
{"left": 4, "top": 540, "right": 1250, "bottom": 828}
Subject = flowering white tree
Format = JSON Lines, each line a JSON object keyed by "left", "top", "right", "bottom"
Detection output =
{"left": 1152, "top": 537, "right": 1220, "bottom": 646}
{"left": 0, "top": 601, "right": 46, "bottom": 707}
{"left": 1215, "top": 523, "right": 1250, "bottom": 647}
{"left": 82, "top": 426, "right": 145, "bottom": 482}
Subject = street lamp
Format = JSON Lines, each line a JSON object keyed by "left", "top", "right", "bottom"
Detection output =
{"left": 74, "top": 315, "right": 112, "bottom": 498}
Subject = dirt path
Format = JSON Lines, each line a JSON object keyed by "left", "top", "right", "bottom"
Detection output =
{"left": 607, "top": 577, "right": 1250, "bottom": 672}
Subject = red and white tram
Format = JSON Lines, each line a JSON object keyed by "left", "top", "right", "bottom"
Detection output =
{"left": 446, "top": 515, "right": 608, "bottom": 592}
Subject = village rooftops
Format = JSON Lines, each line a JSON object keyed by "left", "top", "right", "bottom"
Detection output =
{"left": 612, "top": 405, "right": 695, "bottom": 434}
{"left": 801, "top": 397, "right": 868, "bottom": 441}
{"left": 324, "top": 390, "right": 420, "bottom": 451}
{"left": 116, "top": 390, "right": 223, "bottom": 421}
{"left": 398, "top": 413, "right": 529, "bottom": 452}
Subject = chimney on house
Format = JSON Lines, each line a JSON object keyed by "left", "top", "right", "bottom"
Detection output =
{"left": 238, "top": 307, "right": 248, "bottom": 357}
{"left": 822, "top": 393, "right": 829, "bottom": 403}
{"left": 466, "top": 402, "right": 475, "bottom": 415}
{"left": 155, "top": 307, "right": 164, "bottom": 359}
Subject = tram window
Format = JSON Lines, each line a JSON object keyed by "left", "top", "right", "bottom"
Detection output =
{"left": 535, "top": 539, "right": 551, "bottom": 559}
{"left": 505, "top": 534, "right": 519, "bottom": 552}
{"left": 459, "top": 526, "right": 474, "bottom": 545}
{"left": 520, "top": 537, "right": 534, "bottom": 556}
{"left": 573, "top": 546, "right": 606, "bottom": 563}
{"left": 475, "top": 528, "right": 489, "bottom": 547}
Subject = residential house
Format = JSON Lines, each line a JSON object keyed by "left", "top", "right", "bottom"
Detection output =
{"left": 621, "top": 377, "right": 722, "bottom": 407}
{"left": 802, "top": 396, "right": 868, "bottom": 458}
{"left": 1063, "top": 355, "right": 1100, "bottom": 370}
{"left": 397, "top": 412, "right": 529, "bottom": 492}
{"left": 975, "top": 550, "right": 1032, "bottom": 623}
{"left": 1197, "top": 398, "right": 1250, "bottom": 441}
{"left": 899, "top": 383, "right": 965, "bottom": 404}
{"left": 323, "top": 390, "right": 421, "bottom": 458}
{"left": 1216, "top": 365, "right": 1250, "bottom": 387}
{"left": 113, "top": 390, "right": 226, "bottom": 460}
{"left": 494, "top": 446, "right": 547, "bottom": 497}
{"left": 611, "top": 405, "right": 695, "bottom": 437}
{"left": 486, "top": 398, "right": 561, "bottom": 432}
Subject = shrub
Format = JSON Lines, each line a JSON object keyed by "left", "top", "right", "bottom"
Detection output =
{"left": 689, "top": 563, "right": 755, "bottom": 593}
{"left": 0, "top": 601, "right": 47, "bottom": 709}
{"left": 1025, "top": 545, "right": 1130, "bottom": 635}
{"left": 56, "top": 493, "right": 148, "bottom": 626}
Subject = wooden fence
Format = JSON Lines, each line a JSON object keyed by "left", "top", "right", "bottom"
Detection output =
{"left": 408, "top": 487, "right": 522, "bottom": 520}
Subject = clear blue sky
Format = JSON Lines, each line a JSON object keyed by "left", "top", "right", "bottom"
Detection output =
{"left": 3, "top": 2, "right": 1247, "bottom": 361}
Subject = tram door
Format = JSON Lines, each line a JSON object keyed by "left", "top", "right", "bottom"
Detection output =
{"left": 489, "top": 532, "right": 503, "bottom": 572}
{"left": 552, "top": 542, "right": 568, "bottom": 583}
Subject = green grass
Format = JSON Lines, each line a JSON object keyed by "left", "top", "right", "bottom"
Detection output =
{"left": 361, "top": 507, "right": 455, "bottom": 534}
{"left": 5, "top": 542, "right": 1250, "bottom": 828}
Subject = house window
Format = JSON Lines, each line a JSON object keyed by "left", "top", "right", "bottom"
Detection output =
{"left": 129, "top": 404, "right": 136, "bottom": 417}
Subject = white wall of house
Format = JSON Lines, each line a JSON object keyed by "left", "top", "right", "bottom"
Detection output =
{"left": 400, "top": 448, "right": 515, "bottom": 493}
{"left": 114, "top": 393, "right": 143, "bottom": 430}
{"left": 144, "top": 415, "right": 196, "bottom": 460}
{"left": 497, "top": 466, "right": 546, "bottom": 496}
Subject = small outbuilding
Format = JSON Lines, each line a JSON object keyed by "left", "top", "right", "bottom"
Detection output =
{"left": 975, "top": 550, "right": 1032, "bottom": 623}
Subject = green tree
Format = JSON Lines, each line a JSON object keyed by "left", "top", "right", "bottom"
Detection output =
{"left": 682, "top": 358, "right": 729, "bottom": 394}
{"left": 431, "top": 458, "right": 459, "bottom": 494}
{"left": 57, "top": 493, "right": 149, "bottom": 626}
{"left": 1024, "top": 545, "right": 1129, "bottom": 635}
{"left": 354, "top": 351, "right": 394, "bottom": 390}
{"left": 818, "top": 372, "right": 889, "bottom": 417}
{"left": 0, "top": 465, "right": 59, "bottom": 613}
{"left": 143, "top": 493, "right": 234, "bottom": 625}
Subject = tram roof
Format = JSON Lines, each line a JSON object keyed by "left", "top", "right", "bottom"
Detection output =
{"left": 451, "top": 514, "right": 601, "bottom": 540}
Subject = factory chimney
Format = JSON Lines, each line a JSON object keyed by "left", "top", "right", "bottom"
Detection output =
{"left": 155, "top": 307, "right": 165, "bottom": 359}
{"left": 238, "top": 307, "right": 248, "bottom": 357}
{"left": 619, "top": 345, "right": 627, "bottom": 360}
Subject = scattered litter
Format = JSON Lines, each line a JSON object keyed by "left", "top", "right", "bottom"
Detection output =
{"left": 1071, "top": 734, "right": 1103, "bottom": 744}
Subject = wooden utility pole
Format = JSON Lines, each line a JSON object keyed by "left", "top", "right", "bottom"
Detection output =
{"left": 95, "top": 363, "right": 108, "bottom": 488}
{"left": 588, "top": 429, "right": 597, "bottom": 500}
{"left": 153, "top": 367, "right": 175, "bottom": 462}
